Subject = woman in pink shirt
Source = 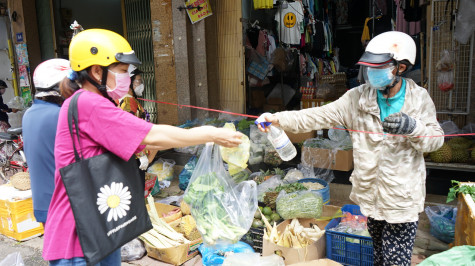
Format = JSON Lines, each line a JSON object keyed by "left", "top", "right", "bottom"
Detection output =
{"left": 42, "top": 29, "right": 242, "bottom": 265}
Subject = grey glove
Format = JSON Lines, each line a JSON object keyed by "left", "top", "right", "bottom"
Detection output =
{"left": 382, "top": 112, "right": 416, "bottom": 135}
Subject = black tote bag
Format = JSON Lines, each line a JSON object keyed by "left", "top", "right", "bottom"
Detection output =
{"left": 59, "top": 92, "right": 152, "bottom": 265}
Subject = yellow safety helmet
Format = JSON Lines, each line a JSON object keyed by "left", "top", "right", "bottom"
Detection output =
{"left": 69, "top": 29, "right": 141, "bottom": 71}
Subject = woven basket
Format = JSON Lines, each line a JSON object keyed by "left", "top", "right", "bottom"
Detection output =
{"left": 10, "top": 172, "right": 31, "bottom": 191}
{"left": 318, "top": 72, "right": 348, "bottom": 99}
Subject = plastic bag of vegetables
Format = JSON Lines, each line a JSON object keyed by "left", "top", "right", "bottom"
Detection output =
{"left": 425, "top": 205, "right": 457, "bottom": 243}
{"left": 183, "top": 143, "right": 258, "bottom": 245}
{"left": 178, "top": 156, "right": 198, "bottom": 191}
{"left": 146, "top": 158, "right": 175, "bottom": 195}
{"left": 276, "top": 190, "right": 323, "bottom": 219}
{"left": 220, "top": 123, "right": 250, "bottom": 175}
{"left": 147, "top": 158, "right": 175, "bottom": 181}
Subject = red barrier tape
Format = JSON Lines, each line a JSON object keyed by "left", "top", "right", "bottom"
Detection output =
{"left": 138, "top": 98, "right": 475, "bottom": 139}
{"left": 138, "top": 98, "right": 259, "bottom": 119}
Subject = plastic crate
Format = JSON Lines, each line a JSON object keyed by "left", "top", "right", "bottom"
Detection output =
{"left": 325, "top": 205, "right": 373, "bottom": 266}
{"left": 241, "top": 227, "right": 265, "bottom": 254}
{"left": 249, "top": 227, "right": 264, "bottom": 253}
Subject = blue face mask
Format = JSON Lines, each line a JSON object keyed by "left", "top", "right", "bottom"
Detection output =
{"left": 366, "top": 67, "right": 395, "bottom": 90}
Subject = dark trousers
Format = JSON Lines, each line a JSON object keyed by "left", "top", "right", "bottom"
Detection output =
{"left": 367, "top": 217, "right": 418, "bottom": 266}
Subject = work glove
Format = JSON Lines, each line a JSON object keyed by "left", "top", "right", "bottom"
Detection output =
{"left": 138, "top": 155, "right": 149, "bottom": 171}
{"left": 382, "top": 112, "right": 416, "bottom": 135}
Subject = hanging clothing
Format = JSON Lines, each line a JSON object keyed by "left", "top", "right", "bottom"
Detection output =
{"left": 266, "top": 34, "right": 277, "bottom": 63}
{"left": 323, "top": 22, "right": 333, "bottom": 53}
{"left": 368, "top": 15, "right": 393, "bottom": 38}
{"left": 395, "top": 0, "right": 421, "bottom": 35}
{"left": 361, "top": 17, "right": 372, "bottom": 44}
{"left": 402, "top": 0, "right": 422, "bottom": 22}
{"left": 275, "top": 1, "right": 305, "bottom": 45}
{"left": 253, "top": 0, "right": 273, "bottom": 10}
{"left": 256, "top": 30, "right": 268, "bottom": 57}
{"left": 247, "top": 28, "right": 260, "bottom": 49}
{"left": 375, "top": 0, "right": 388, "bottom": 15}
{"left": 312, "top": 21, "right": 325, "bottom": 54}
{"left": 361, "top": 15, "right": 394, "bottom": 45}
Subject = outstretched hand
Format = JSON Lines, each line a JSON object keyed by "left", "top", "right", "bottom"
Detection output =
{"left": 256, "top": 113, "right": 279, "bottom": 133}
{"left": 382, "top": 112, "right": 416, "bottom": 135}
{"left": 209, "top": 127, "right": 244, "bottom": 148}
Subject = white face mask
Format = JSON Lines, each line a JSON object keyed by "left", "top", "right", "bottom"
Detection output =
{"left": 134, "top": 84, "right": 144, "bottom": 96}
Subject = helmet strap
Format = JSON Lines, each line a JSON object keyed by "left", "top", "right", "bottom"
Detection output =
{"left": 85, "top": 66, "right": 116, "bottom": 104}
{"left": 382, "top": 61, "right": 401, "bottom": 96}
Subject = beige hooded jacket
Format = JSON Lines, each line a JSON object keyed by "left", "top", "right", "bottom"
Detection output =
{"left": 275, "top": 79, "right": 444, "bottom": 223}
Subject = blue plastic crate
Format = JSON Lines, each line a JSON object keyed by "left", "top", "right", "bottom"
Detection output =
{"left": 325, "top": 205, "right": 373, "bottom": 266}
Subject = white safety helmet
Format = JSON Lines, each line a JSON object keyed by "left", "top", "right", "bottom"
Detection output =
{"left": 357, "top": 31, "right": 416, "bottom": 67}
{"left": 33, "top": 58, "right": 71, "bottom": 97}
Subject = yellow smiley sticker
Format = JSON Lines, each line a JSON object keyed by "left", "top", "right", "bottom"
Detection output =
{"left": 283, "top": 12, "right": 296, "bottom": 28}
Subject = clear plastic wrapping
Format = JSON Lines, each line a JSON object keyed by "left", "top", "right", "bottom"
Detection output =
{"left": 276, "top": 190, "right": 323, "bottom": 219}
{"left": 183, "top": 143, "right": 258, "bottom": 245}
{"left": 219, "top": 123, "right": 250, "bottom": 175}
{"left": 120, "top": 239, "right": 146, "bottom": 262}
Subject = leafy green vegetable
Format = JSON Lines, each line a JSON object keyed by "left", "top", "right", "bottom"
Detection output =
{"left": 271, "top": 183, "right": 307, "bottom": 193}
{"left": 183, "top": 172, "right": 247, "bottom": 245}
{"left": 231, "top": 170, "right": 249, "bottom": 183}
{"left": 447, "top": 180, "right": 475, "bottom": 203}
{"left": 237, "top": 119, "right": 254, "bottom": 132}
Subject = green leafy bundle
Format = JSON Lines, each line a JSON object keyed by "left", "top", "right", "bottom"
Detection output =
{"left": 276, "top": 191, "right": 323, "bottom": 219}
{"left": 447, "top": 180, "right": 475, "bottom": 203}
{"left": 183, "top": 172, "right": 247, "bottom": 244}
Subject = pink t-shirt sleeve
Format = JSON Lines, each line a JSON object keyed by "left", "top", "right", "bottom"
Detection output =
{"left": 79, "top": 96, "right": 153, "bottom": 161}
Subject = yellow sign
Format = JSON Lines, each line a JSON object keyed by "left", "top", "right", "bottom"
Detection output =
{"left": 186, "top": 0, "right": 213, "bottom": 24}
{"left": 283, "top": 12, "right": 296, "bottom": 28}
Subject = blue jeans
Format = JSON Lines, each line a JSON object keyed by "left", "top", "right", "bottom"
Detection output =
{"left": 49, "top": 249, "right": 121, "bottom": 266}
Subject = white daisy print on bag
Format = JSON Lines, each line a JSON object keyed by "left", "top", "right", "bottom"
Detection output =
{"left": 97, "top": 182, "right": 132, "bottom": 222}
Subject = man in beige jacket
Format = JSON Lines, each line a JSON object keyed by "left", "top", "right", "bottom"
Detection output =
{"left": 258, "top": 31, "right": 444, "bottom": 266}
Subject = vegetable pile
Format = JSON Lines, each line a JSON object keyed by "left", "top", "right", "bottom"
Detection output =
{"left": 262, "top": 214, "right": 325, "bottom": 248}
{"left": 447, "top": 180, "right": 475, "bottom": 203}
{"left": 140, "top": 195, "right": 190, "bottom": 248}
{"left": 276, "top": 191, "right": 323, "bottom": 219}
{"left": 183, "top": 172, "right": 248, "bottom": 245}
{"left": 252, "top": 206, "right": 281, "bottom": 228}
{"left": 264, "top": 183, "right": 307, "bottom": 209}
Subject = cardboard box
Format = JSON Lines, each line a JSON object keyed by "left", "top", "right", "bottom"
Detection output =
{"left": 286, "top": 131, "right": 315, "bottom": 143}
{"left": 289, "top": 258, "right": 343, "bottom": 266}
{"left": 145, "top": 202, "right": 202, "bottom": 265}
{"left": 454, "top": 182, "right": 475, "bottom": 246}
{"left": 262, "top": 218, "right": 326, "bottom": 264}
{"left": 144, "top": 238, "right": 202, "bottom": 266}
{"left": 0, "top": 196, "right": 44, "bottom": 241}
{"left": 301, "top": 147, "right": 353, "bottom": 171}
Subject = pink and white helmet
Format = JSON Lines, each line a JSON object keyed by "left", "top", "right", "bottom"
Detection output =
{"left": 33, "top": 58, "right": 71, "bottom": 97}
